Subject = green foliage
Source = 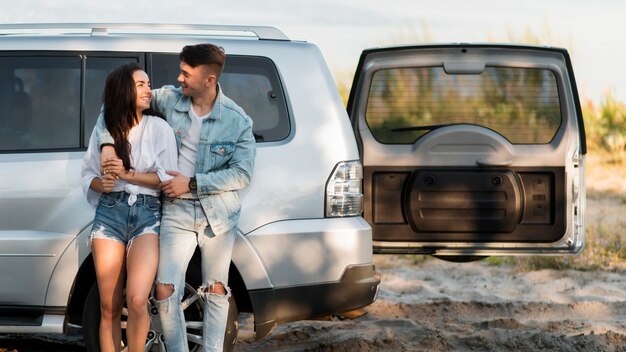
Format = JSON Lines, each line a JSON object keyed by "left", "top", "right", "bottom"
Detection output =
{"left": 583, "top": 92, "right": 626, "bottom": 161}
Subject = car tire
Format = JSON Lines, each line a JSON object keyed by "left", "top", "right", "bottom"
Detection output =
{"left": 82, "top": 281, "right": 240, "bottom": 352}
{"left": 433, "top": 255, "right": 488, "bottom": 263}
{"left": 223, "top": 294, "right": 239, "bottom": 352}
{"left": 82, "top": 282, "right": 101, "bottom": 352}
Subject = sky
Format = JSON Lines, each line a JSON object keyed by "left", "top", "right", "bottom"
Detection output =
{"left": 0, "top": 0, "right": 623, "bottom": 103}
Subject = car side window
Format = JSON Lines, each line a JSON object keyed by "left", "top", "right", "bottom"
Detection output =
{"left": 83, "top": 57, "right": 140, "bottom": 146}
{"left": 365, "top": 66, "right": 562, "bottom": 144}
{"left": 0, "top": 56, "right": 81, "bottom": 151}
{"left": 150, "top": 53, "right": 290, "bottom": 142}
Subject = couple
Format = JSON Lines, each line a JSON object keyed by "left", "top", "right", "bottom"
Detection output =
{"left": 81, "top": 43, "right": 256, "bottom": 352}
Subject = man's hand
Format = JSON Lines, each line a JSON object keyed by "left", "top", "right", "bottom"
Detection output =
{"left": 101, "top": 173, "right": 117, "bottom": 193}
{"left": 160, "top": 171, "right": 190, "bottom": 198}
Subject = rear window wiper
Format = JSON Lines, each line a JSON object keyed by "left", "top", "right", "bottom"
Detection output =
{"left": 391, "top": 123, "right": 459, "bottom": 132}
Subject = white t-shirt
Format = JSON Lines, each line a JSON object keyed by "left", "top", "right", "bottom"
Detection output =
{"left": 81, "top": 115, "right": 178, "bottom": 205}
{"left": 177, "top": 106, "right": 211, "bottom": 199}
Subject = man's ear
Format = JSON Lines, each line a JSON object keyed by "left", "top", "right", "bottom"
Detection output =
{"left": 205, "top": 73, "right": 217, "bottom": 87}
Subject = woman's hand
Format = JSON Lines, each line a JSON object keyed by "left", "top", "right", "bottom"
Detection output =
{"left": 101, "top": 158, "right": 132, "bottom": 180}
{"left": 101, "top": 173, "right": 117, "bottom": 192}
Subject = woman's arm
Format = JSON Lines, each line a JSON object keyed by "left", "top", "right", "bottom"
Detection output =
{"left": 89, "top": 173, "right": 117, "bottom": 193}
{"left": 101, "top": 157, "right": 161, "bottom": 189}
{"left": 82, "top": 125, "right": 117, "bottom": 204}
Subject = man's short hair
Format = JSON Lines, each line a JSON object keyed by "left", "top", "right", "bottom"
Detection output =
{"left": 179, "top": 44, "right": 226, "bottom": 78}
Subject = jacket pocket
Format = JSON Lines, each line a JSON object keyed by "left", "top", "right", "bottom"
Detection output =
{"left": 209, "top": 142, "right": 235, "bottom": 169}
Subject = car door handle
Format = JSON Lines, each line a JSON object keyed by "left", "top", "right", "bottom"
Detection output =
{"left": 476, "top": 159, "right": 513, "bottom": 167}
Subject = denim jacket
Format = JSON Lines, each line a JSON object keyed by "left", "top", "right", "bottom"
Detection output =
{"left": 95, "top": 85, "right": 256, "bottom": 236}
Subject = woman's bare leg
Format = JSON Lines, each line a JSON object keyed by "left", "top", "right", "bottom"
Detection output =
{"left": 92, "top": 239, "right": 126, "bottom": 352}
{"left": 125, "top": 234, "right": 159, "bottom": 352}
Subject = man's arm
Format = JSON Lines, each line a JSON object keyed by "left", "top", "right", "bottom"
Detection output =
{"left": 97, "top": 87, "right": 172, "bottom": 166}
{"left": 95, "top": 87, "right": 169, "bottom": 149}
{"left": 93, "top": 111, "right": 115, "bottom": 148}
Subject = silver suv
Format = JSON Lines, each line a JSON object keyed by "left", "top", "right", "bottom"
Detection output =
{"left": 0, "top": 23, "right": 379, "bottom": 351}
{"left": 0, "top": 24, "right": 586, "bottom": 350}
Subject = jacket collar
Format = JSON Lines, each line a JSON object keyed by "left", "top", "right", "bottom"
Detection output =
{"left": 174, "top": 84, "right": 223, "bottom": 120}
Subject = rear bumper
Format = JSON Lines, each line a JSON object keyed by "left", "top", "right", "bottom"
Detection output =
{"left": 373, "top": 239, "right": 585, "bottom": 256}
{"left": 248, "top": 263, "right": 380, "bottom": 339}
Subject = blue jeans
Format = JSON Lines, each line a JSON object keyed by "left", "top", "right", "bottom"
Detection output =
{"left": 155, "top": 198, "right": 235, "bottom": 352}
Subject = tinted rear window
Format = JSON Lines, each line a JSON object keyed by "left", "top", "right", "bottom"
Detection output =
{"left": 151, "top": 54, "right": 289, "bottom": 142}
{"left": 0, "top": 51, "right": 288, "bottom": 152}
{"left": 0, "top": 56, "right": 81, "bottom": 151}
{"left": 365, "top": 67, "right": 561, "bottom": 144}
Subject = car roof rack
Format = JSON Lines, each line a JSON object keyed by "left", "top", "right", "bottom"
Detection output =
{"left": 0, "top": 23, "right": 290, "bottom": 41}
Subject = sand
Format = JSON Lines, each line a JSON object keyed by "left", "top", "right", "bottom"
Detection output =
{"left": 233, "top": 250, "right": 626, "bottom": 352}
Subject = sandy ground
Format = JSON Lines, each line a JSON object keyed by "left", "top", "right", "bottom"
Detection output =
{"left": 1, "top": 213, "right": 625, "bottom": 352}
{"left": 232, "top": 252, "right": 626, "bottom": 352}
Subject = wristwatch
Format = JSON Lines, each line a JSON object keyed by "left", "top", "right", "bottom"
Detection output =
{"left": 188, "top": 176, "right": 197, "bottom": 191}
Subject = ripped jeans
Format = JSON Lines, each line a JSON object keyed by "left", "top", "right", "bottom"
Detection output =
{"left": 155, "top": 198, "right": 236, "bottom": 352}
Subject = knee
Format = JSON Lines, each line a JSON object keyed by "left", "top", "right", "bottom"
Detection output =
{"left": 208, "top": 282, "right": 226, "bottom": 295}
{"left": 100, "top": 300, "right": 122, "bottom": 319}
{"left": 155, "top": 283, "right": 175, "bottom": 301}
{"left": 200, "top": 281, "right": 230, "bottom": 296}
{"left": 126, "top": 292, "right": 148, "bottom": 314}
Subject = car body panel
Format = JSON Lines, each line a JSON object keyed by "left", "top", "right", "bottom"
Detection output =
{"left": 0, "top": 151, "right": 91, "bottom": 306}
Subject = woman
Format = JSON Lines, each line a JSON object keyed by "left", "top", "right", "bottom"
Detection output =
{"left": 81, "top": 63, "right": 177, "bottom": 352}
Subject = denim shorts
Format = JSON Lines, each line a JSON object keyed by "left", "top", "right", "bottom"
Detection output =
{"left": 90, "top": 192, "right": 162, "bottom": 246}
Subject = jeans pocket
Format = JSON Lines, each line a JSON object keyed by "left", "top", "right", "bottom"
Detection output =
{"left": 145, "top": 197, "right": 161, "bottom": 211}
{"left": 98, "top": 193, "right": 121, "bottom": 208}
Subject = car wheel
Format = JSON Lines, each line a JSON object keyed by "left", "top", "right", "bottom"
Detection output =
{"left": 82, "top": 283, "right": 101, "bottom": 352}
{"left": 82, "top": 281, "right": 239, "bottom": 352}
{"left": 223, "top": 293, "right": 239, "bottom": 352}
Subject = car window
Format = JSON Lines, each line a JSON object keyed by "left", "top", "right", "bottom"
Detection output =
{"left": 0, "top": 56, "right": 80, "bottom": 151}
{"left": 365, "top": 66, "right": 562, "bottom": 144}
{"left": 83, "top": 57, "right": 140, "bottom": 147}
{"left": 150, "top": 53, "right": 290, "bottom": 142}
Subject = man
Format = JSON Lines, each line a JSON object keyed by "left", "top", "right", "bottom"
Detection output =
{"left": 97, "top": 44, "right": 255, "bottom": 351}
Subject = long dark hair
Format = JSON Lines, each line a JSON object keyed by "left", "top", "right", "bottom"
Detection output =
{"left": 102, "top": 63, "right": 143, "bottom": 171}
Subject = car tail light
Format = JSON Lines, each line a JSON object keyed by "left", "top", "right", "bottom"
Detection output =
{"left": 325, "top": 160, "right": 364, "bottom": 217}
